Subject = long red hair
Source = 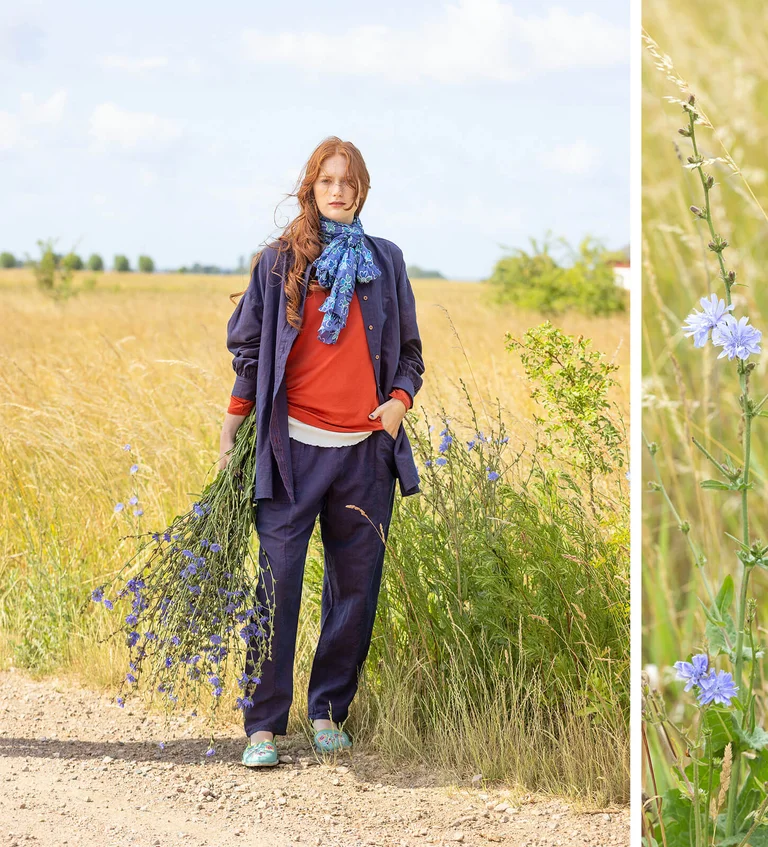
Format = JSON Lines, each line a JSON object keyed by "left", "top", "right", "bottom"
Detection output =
{"left": 229, "top": 136, "right": 372, "bottom": 330}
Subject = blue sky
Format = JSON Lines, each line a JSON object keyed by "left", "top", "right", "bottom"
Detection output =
{"left": 1, "top": 0, "right": 629, "bottom": 279}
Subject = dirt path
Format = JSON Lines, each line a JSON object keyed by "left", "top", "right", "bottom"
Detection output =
{"left": 0, "top": 670, "right": 628, "bottom": 847}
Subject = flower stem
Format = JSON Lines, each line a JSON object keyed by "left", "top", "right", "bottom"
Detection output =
{"left": 644, "top": 434, "right": 716, "bottom": 607}
{"left": 686, "top": 101, "right": 755, "bottom": 840}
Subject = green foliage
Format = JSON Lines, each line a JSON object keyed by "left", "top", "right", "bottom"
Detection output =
{"left": 138, "top": 255, "right": 155, "bottom": 273}
{"left": 61, "top": 252, "right": 83, "bottom": 271}
{"left": 309, "top": 352, "right": 627, "bottom": 800}
{"left": 487, "top": 233, "right": 627, "bottom": 317}
{"left": 603, "top": 245, "right": 630, "bottom": 264}
{"left": 406, "top": 264, "right": 445, "bottom": 279}
{"left": 506, "top": 321, "right": 627, "bottom": 511}
{"left": 87, "top": 253, "right": 104, "bottom": 271}
{"left": 114, "top": 254, "right": 131, "bottom": 272}
{"left": 0, "top": 251, "right": 16, "bottom": 268}
{"left": 27, "top": 238, "right": 78, "bottom": 302}
{"left": 11, "top": 554, "right": 83, "bottom": 673}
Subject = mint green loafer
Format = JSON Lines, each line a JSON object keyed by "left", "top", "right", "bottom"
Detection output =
{"left": 313, "top": 728, "right": 352, "bottom": 753}
{"left": 242, "top": 739, "right": 279, "bottom": 767}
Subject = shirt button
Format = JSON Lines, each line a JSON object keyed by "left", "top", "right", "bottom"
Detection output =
{"left": 363, "top": 295, "right": 368, "bottom": 300}
{"left": 375, "top": 354, "right": 380, "bottom": 360}
{"left": 368, "top": 324, "right": 373, "bottom": 330}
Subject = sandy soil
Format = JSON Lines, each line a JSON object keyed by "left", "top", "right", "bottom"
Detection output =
{"left": 0, "top": 670, "right": 628, "bottom": 847}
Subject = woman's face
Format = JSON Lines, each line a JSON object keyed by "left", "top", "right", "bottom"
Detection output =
{"left": 312, "top": 154, "right": 358, "bottom": 224}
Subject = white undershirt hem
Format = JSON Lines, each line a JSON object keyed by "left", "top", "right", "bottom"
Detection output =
{"left": 287, "top": 415, "right": 373, "bottom": 447}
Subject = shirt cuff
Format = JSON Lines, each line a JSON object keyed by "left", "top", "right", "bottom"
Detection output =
{"left": 228, "top": 395, "right": 255, "bottom": 416}
{"left": 389, "top": 388, "right": 412, "bottom": 411}
{"left": 231, "top": 374, "right": 258, "bottom": 402}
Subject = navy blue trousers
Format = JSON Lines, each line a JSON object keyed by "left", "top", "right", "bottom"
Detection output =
{"left": 242, "top": 428, "right": 398, "bottom": 737}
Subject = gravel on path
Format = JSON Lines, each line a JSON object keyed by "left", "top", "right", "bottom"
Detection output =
{"left": 0, "top": 669, "right": 628, "bottom": 847}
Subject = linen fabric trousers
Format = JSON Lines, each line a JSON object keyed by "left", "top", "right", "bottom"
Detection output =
{"left": 242, "top": 427, "right": 398, "bottom": 737}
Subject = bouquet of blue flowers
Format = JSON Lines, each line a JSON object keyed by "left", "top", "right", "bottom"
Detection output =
{"left": 90, "top": 410, "right": 273, "bottom": 756}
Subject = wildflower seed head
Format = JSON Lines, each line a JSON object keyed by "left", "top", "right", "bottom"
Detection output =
{"left": 678, "top": 127, "right": 691, "bottom": 137}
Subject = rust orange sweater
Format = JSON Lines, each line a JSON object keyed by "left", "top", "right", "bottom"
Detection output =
{"left": 227, "top": 283, "right": 412, "bottom": 423}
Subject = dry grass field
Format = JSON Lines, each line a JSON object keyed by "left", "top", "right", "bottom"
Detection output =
{"left": 0, "top": 267, "right": 629, "bottom": 802}
{"left": 0, "top": 265, "right": 629, "bottom": 659}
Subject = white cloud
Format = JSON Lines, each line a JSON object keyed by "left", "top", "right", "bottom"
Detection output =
{"left": 100, "top": 55, "right": 170, "bottom": 72}
{"left": 514, "top": 6, "right": 627, "bottom": 71}
{"left": 539, "top": 139, "right": 600, "bottom": 175}
{"left": 0, "top": 89, "right": 67, "bottom": 151}
{"left": 0, "top": 112, "right": 22, "bottom": 151}
{"left": 19, "top": 89, "right": 68, "bottom": 124}
{"left": 139, "top": 167, "right": 157, "bottom": 187}
{"left": 88, "top": 102, "right": 183, "bottom": 150}
{"left": 241, "top": 0, "right": 627, "bottom": 83}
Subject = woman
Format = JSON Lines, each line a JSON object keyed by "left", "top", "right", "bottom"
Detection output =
{"left": 220, "top": 136, "right": 425, "bottom": 767}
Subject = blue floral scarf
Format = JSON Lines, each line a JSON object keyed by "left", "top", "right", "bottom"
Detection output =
{"left": 312, "top": 212, "right": 381, "bottom": 344}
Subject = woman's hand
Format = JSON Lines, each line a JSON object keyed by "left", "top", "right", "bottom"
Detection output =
{"left": 219, "top": 412, "right": 247, "bottom": 472}
{"left": 369, "top": 397, "right": 407, "bottom": 439}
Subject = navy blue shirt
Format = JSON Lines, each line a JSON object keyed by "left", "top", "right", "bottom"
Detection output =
{"left": 226, "top": 235, "right": 425, "bottom": 503}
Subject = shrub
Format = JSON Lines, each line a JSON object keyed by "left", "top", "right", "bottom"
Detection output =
{"left": 487, "top": 233, "right": 627, "bottom": 316}
{"left": 27, "top": 238, "right": 78, "bottom": 301}
{"left": 61, "top": 252, "right": 83, "bottom": 271}
{"left": 138, "top": 255, "right": 155, "bottom": 273}
{"left": 0, "top": 251, "right": 16, "bottom": 268}
{"left": 506, "top": 321, "right": 627, "bottom": 512}
{"left": 87, "top": 254, "right": 104, "bottom": 272}
{"left": 114, "top": 255, "right": 130, "bottom": 272}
